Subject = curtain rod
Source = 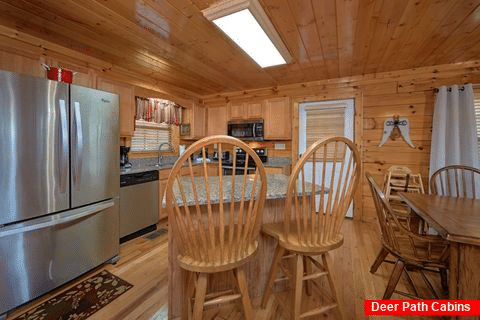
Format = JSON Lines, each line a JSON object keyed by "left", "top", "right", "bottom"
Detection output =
{"left": 433, "top": 86, "right": 466, "bottom": 93}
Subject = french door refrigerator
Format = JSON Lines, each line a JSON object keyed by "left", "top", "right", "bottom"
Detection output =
{"left": 0, "top": 70, "right": 120, "bottom": 317}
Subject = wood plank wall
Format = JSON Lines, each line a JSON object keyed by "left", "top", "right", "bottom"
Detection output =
{"left": 2, "top": 25, "right": 480, "bottom": 222}
{"left": 202, "top": 60, "right": 480, "bottom": 222}
{"left": 0, "top": 25, "right": 199, "bottom": 106}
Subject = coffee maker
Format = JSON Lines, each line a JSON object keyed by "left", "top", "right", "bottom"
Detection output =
{"left": 120, "top": 146, "right": 132, "bottom": 168}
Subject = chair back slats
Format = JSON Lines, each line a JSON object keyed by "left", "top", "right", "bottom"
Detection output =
{"left": 283, "top": 137, "right": 360, "bottom": 249}
{"left": 165, "top": 136, "right": 267, "bottom": 267}
{"left": 430, "top": 165, "right": 480, "bottom": 199}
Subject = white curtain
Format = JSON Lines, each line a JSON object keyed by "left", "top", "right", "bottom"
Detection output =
{"left": 429, "top": 84, "right": 479, "bottom": 177}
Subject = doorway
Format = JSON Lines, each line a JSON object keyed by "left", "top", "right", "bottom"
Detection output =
{"left": 298, "top": 99, "right": 355, "bottom": 217}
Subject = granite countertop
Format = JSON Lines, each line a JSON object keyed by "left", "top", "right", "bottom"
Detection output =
{"left": 121, "top": 157, "right": 291, "bottom": 175}
{"left": 163, "top": 173, "right": 326, "bottom": 207}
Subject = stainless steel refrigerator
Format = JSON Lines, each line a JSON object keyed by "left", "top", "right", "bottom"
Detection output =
{"left": 0, "top": 70, "right": 120, "bottom": 317}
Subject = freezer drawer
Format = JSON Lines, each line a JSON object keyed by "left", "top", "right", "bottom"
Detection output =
{"left": 0, "top": 199, "right": 119, "bottom": 316}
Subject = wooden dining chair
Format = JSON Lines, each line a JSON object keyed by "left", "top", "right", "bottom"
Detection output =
{"left": 261, "top": 137, "right": 360, "bottom": 319}
{"left": 370, "top": 166, "right": 427, "bottom": 273}
{"left": 430, "top": 165, "right": 480, "bottom": 199}
{"left": 366, "top": 172, "right": 449, "bottom": 299}
{"left": 164, "top": 135, "right": 267, "bottom": 320}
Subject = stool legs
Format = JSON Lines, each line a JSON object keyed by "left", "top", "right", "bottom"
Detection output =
{"left": 261, "top": 244, "right": 286, "bottom": 308}
{"left": 192, "top": 273, "right": 207, "bottom": 320}
{"left": 292, "top": 254, "right": 303, "bottom": 319}
{"left": 234, "top": 268, "right": 253, "bottom": 320}
{"left": 263, "top": 250, "right": 344, "bottom": 319}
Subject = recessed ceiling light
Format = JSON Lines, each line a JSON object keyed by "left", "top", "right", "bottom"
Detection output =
{"left": 202, "top": 0, "right": 291, "bottom": 68}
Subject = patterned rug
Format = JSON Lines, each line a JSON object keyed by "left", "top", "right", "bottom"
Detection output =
{"left": 13, "top": 270, "right": 133, "bottom": 320}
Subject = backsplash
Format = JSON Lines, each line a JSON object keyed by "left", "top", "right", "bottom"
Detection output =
{"left": 128, "top": 156, "right": 178, "bottom": 168}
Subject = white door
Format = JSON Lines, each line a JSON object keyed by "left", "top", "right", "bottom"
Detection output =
{"left": 299, "top": 99, "right": 355, "bottom": 217}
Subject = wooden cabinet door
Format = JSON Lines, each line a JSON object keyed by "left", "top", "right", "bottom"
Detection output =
{"left": 229, "top": 103, "right": 245, "bottom": 120}
{"left": 264, "top": 97, "right": 291, "bottom": 140}
{"left": 207, "top": 105, "right": 228, "bottom": 136}
{"left": 247, "top": 102, "right": 263, "bottom": 119}
{"left": 183, "top": 101, "right": 206, "bottom": 139}
{"left": 97, "top": 78, "right": 135, "bottom": 137}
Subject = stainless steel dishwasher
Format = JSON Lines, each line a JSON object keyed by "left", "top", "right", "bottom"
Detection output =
{"left": 119, "top": 170, "right": 159, "bottom": 241}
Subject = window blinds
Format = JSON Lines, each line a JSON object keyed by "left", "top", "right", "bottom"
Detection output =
{"left": 305, "top": 106, "right": 345, "bottom": 147}
{"left": 131, "top": 120, "right": 171, "bottom": 152}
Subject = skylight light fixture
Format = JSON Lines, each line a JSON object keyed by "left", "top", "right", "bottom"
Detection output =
{"left": 202, "top": 0, "right": 291, "bottom": 68}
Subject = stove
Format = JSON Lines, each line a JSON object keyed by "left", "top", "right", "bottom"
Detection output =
{"left": 222, "top": 148, "right": 267, "bottom": 174}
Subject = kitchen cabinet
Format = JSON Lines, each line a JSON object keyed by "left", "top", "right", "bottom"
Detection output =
{"left": 182, "top": 101, "right": 206, "bottom": 139}
{"left": 229, "top": 103, "right": 245, "bottom": 120}
{"left": 246, "top": 102, "right": 263, "bottom": 119}
{"left": 264, "top": 97, "right": 291, "bottom": 140}
{"left": 207, "top": 105, "right": 228, "bottom": 136}
{"left": 96, "top": 77, "right": 135, "bottom": 137}
{"left": 229, "top": 102, "right": 263, "bottom": 120}
{"left": 265, "top": 165, "right": 291, "bottom": 175}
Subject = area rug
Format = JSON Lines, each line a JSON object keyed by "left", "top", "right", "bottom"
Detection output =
{"left": 13, "top": 270, "right": 133, "bottom": 320}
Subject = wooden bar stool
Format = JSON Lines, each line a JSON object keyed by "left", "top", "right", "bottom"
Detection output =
{"left": 164, "top": 136, "right": 267, "bottom": 320}
{"left": 261, "top": 137, "right": 360, "bottom": 319}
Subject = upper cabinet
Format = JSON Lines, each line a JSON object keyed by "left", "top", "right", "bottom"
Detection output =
{"left": 96, "top": 77, "right": 135, "bottom": 138}
{"left": 182, "top": 101, "right": 206, "bottom": 140}
{"left": 207, "top": 105, "right": 228, "bottom": 136}
{"left": 229, "top": 102, "right": 263, "bottom": 120}
{"left": 264, "top": 97, "right": 291, "bottom": 140}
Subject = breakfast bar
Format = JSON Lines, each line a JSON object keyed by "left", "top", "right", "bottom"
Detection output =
{"left": 167, "top": 173, "right": 323, "bottom": 319}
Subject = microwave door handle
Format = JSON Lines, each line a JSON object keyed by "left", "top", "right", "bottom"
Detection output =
{"left": 252, "top": 123, "right": 256, "bottom": 140}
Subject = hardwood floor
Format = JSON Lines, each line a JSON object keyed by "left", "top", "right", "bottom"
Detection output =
{"left": 6, "top": 219, "right": 446, "bottom": 320}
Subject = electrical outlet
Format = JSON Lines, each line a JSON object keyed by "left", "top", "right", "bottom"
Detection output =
{"left": 274, "top": 143, "right": 285, "bottom": 150}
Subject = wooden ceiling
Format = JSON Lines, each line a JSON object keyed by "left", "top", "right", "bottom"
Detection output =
{"left": 1, "top": 0, "right": 480, "bottom": 97}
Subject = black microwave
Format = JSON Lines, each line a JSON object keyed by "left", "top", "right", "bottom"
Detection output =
{"left": 227, "top": 120, "right": 264, "bottom": 141}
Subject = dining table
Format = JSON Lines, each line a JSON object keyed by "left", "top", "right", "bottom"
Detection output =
{"left": 399, "top": 192, "right": 480, "bottom": 300}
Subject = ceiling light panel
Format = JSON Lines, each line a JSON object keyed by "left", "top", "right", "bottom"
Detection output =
{"left": 203, "top": 0, "right": 291, "bottom": 68}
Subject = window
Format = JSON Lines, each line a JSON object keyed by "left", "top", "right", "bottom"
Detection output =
{"left": 131, "top": 120, "right": 171, "bottom": 152}
{"left": 131, "top": 97, "right": 180, "bottom": 152}
{"left": 298, "top": 99, "right": 354, "bottom": 155}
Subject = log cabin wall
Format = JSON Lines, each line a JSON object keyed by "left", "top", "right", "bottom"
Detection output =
{"left": 0, "top": 27, "right": 193, "bottom": 156}
{"left": 202, "top": 60, "right": 480, "bottom": 222}
{"left": 3, "top": 25, "right": 480, "bottom": 222}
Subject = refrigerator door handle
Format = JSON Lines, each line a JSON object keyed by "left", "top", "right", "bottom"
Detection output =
{"left": 73, "top": 102, "right": 84, "bottom": 188}
{"left": 0, "top": 200, "right": 114, "bottom": 238}
{"left": 58, "top": 99, "right": 69, "bottom": 193}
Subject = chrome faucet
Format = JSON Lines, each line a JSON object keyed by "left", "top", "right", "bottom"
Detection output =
{"left": 156, "top": 142, "right": 173, "bottom": 167}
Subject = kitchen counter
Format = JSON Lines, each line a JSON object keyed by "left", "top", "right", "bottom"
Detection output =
{"left": 120, "top": 156, "right": 291, "bottom": 175}
{"left": 166, "top": 173, "right": 320, "bottom": 207}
